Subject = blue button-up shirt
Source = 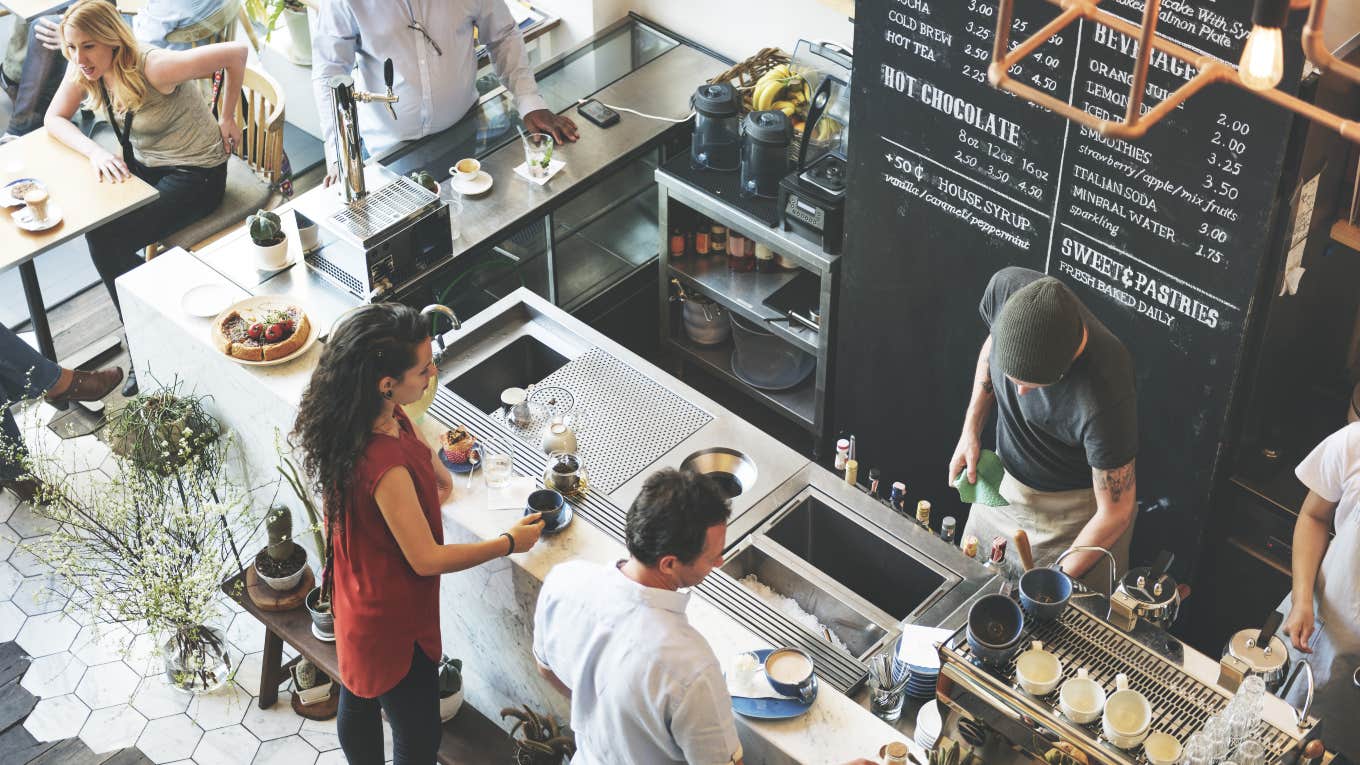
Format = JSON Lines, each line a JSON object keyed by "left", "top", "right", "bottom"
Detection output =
{"left": 533, "top": 560, "right": 744, "bottom": 765}
{"left": 310, "top": 0, "right": 548, "bottom": 167}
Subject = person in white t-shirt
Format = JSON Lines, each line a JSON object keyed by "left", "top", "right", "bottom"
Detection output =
{"left": 1277, "top": 423, "right": 1360, "bottom": 759}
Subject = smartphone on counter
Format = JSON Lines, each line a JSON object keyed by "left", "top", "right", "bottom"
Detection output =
{"left": 577, "top": 99, "right": 620, "bottom": 128}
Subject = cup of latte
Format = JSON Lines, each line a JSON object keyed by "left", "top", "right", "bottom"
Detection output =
{"left": 452, "top": 158, "right": 480, "bottom": 185}
{"left": 23, "top": 187, "right": 49, "bottom": 221}
{"left": 763, "top": 647, "right": 816, "bottom": 703}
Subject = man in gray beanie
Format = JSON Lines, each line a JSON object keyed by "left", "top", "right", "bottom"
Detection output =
{"left": 948, "top": 267, "right": 1138, "bottom": 590}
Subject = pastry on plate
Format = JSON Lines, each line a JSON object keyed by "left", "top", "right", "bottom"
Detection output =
{"left": 441, "top": 425, "right": 476, "bottom": 464}
{"left": 212, "top": 304, "right": 310, "bottom": 362}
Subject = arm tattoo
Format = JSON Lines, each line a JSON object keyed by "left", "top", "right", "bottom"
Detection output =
{"left": 1095, "top": 461, "right": 1136, "bottom": 504}
{"left": 979, "top": 378, "right": 994, "bottom": 394}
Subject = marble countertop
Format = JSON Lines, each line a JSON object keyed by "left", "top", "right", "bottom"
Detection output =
{"left": 116, "top": 249, "right": 928, "bottom": 763}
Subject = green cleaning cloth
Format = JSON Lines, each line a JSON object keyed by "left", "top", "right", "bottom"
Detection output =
{"left": 954, "top": 449, "right": 1008, "bottom": 507}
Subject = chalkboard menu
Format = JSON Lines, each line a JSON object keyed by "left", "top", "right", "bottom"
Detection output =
{"left": 837, "top": 0, "right": 1304, "bottom": 570}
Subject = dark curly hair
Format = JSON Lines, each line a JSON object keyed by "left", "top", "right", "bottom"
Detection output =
{"left": 625, "top": 468, "right": 731, "bottom": 566}
{"left": 290, "top": 303, "right": 428, "bottom": 582}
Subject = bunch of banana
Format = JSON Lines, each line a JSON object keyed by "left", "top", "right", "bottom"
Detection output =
{"left": 751, "top": 64, "right": 810, "bottom": 118}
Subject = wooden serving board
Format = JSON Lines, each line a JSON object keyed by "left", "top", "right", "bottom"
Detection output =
{"left": 246, "top": 565, "right": 314, "bottom": 611}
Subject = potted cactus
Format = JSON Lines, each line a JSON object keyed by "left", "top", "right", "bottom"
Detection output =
{"left": 247, "top": 208, "right": 289, "bottom": 270}
{"left": 502, "top": 705, "right": 574, "bottom": 765}
{"left": 291, "top": 657, "right": 334, "bottom": 705}
{"left": 254, "top": 505, "right": 307, "bottom": 592}
{"left": 438, "top": 656, "right": 464, "bottom": 721}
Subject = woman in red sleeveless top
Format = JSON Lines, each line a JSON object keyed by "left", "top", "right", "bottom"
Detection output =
{"left": 292, "top": 304, "right": 544, "bottom": 764}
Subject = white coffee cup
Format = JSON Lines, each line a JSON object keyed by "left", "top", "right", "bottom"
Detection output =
{"left": 1143, "top": 731, "right": 1183, "bottom": 765}
{"left": 1102, "top": 673, "right": 1152, "bottom": 749}
{"left": 1058, "top": 668, "right": 1105, "bottom": 724}
{"left": 1015, "top": 640, "right": 1063, "bottom": 697}
{"left": 452, "top": 158, "right": 480, "bottom": 185}
{"left": 295, "top": 213, "right": 319, "bottom": 252}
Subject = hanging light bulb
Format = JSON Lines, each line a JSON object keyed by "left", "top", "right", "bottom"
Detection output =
{"left": 1240, "top": 0, "right": 1289, "bottom": 90}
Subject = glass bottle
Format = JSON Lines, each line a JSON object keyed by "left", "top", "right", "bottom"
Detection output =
{"left": 710, "top": 223, "right": 726, "bottom": 256}
{"left": 754, "top": 242, "right": 775, "bottom": 272}
{"left": 669, "top": 225, "right": 685, "bottom": 261}
{"left": 694, "top": 217, "right": 710, "bottom": 257}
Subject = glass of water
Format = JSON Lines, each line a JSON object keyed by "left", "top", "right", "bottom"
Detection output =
{"left": 524, "top": 132, "right": 554, "bottom": 179}
{"left": 482, "top": 451, "right": 514, "bottom": 489}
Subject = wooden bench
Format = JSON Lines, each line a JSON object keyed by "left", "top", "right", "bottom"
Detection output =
{"left": 222, "top": 574, "right": 513, "bottom": 763}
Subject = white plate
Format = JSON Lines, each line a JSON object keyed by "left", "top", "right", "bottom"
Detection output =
{"left": 11, "top": 203, "right": 61, "bottom": 232}
{"left": 452, "top": 170, "right": 493, "bottom": 196}
{"left": 1, "top": 178, "right": 44, "bottom": 207}
{"left": 181, "top": 283, "right": 237, "bottom": 317}
{"left": 210, "top": 295, "right": 318, "bottom": 367}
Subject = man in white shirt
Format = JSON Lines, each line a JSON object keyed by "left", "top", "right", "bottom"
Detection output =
{"left": 533, "top": 468, "right": 744, "bottom": 765}
{"left": 310, "top": 0, "right": 577, "bottom": 178}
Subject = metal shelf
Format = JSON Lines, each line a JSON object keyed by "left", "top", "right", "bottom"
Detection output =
{"left": 656, "top": 167, "right": 839, "bottom": 276}
{"left": 666, "top": 334, "right": 817, "bottom": 433}
{"left": 668, "top": 256, "right": 818, "bottom": 355}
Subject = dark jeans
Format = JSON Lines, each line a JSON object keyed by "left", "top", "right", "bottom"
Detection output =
{"left": 337, "top": 646, "right": 441, "bottom": 765}
{"left": 0, "top": 323, "right": 61, "bottom": 481}
{"left": 3, "top": 12, "right": 69, "bottom": 136}
{"left": 86, "top": 160, "right": 226, "bottom": 316}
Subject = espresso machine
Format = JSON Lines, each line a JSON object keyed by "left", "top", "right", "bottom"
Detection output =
{"left": 932, "top": 582, "right": 1321, "bottom": 765}
{"left": 295, "top": 59, "right": 452, "bottom": 301}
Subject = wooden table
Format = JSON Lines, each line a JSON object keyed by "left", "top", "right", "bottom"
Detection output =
{"left": 221, "top": 573, "right": 515, "bottom": 763}
{"left": 0, "top": 128, "right": 158, "bottom": 361}
{"left": 0, "top": 0, "right": 67, "bottom": 21}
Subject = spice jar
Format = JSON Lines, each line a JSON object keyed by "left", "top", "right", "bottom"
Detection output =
{"left": 727, "top": 232, "right": 752, "bottom": 272}
{"left": 754, "top": 242, "right": 775, "bottom": 272}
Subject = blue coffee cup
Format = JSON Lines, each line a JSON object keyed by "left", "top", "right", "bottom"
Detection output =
{"left": 1019, "top": 566, "right": 1072, "bottom": 621}
{"left": 763, "top": 647, "right": 817, "bottom": 703}
{"left": 967, "top": 594, "right": 1025, "bottom": 667}
{"left": 525, "top": 489, "right": 564, "bottom": 530}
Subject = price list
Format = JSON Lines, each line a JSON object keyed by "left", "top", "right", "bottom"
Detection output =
{"left": 865, "top": 0, "right": 1297, "bottom": 342}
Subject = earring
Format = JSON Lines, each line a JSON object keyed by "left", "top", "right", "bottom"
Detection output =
{"left": 383, "top": 390, "right": 393, "bottom": 399}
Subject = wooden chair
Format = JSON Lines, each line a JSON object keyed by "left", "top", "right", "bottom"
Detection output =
{"left": 154, "top": 62, "right": 286, "bottom": 253}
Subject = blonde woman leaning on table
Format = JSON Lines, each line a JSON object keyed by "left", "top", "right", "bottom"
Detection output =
{"left": 43, "top": 0, "right": 245, "bottom": 396}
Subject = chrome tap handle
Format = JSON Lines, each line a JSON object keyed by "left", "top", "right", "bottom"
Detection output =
{"left": 382, "top": 58, "right": 397, "bottom": 119}
{"left": 1052, "top": 545, "right": 1119, "bottom": 597}
{"left": 420, "top": 304, "right": 462, "bottom": 361}
{"left": 1281, "top": 659, "right": 1316, "bottom": 730}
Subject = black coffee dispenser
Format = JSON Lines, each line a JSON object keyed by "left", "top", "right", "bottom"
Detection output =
{"left": 740, "top": 110, "right": 792, "bottom": 198}
{"left": 690, "top": 83, "right": 740, "bottom": 171}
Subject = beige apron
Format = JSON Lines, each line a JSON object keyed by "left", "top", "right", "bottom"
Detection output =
{"left": 961, "top": 471, "right": 1134, "bottom": 594}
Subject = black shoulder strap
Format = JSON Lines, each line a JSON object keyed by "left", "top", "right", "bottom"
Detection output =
{"left": 97, "top": 79, "right": 135, "bottom": 166}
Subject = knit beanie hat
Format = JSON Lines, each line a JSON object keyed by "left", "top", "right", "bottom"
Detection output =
{"left": 992, "top": 277, "right": 1083, "bottom": 385}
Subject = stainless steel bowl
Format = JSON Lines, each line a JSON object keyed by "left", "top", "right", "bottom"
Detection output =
{"left": 680, "top": 447, "right": 757, "bottom": 499}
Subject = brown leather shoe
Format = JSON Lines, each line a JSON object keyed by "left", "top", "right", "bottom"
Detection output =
{"left": 0, "top": 477, "right": 44, "bottom": 505}
{"left": 46, "top": 367, "right": 124, "bottom": 405}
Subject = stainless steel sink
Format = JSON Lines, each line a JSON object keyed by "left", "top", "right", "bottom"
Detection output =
{"left": 442, "top": 334, "right": 570, "bottom": 413}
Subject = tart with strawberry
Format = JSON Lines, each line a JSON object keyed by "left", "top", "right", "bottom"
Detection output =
{"left": 441, "top": 425, "right": 476, "bottom": 464}
{"left": 212, "top": 304, "right": 311, "bottom": 361}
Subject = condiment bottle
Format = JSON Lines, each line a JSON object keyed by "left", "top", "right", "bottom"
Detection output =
{"left": 941, "top": 516, "right": 957, "bottom": 544}
{"left": 915, "top": 500, "right": 932, "bottom": 530}
{"left": 727, "top": 232, "right": 750, "bottom": 271}
{"left": 834, "top": 438, "right": 850, "bottom": 471}
{"left": 844, "top": 458, "right": 858, "bottom": 486}
{"left": 868, "top": 468, "right": 881, "bottom": 498}
{"left": 710, "top": 223, "right": 727, "bottom": 256}
{"left": 695, "top": 217, "right": 710, "bottom": 256}
{"left": 669, "top": 225, "right": 685, "bottom": 260}
{"left": 889, "top": 482, "right": 907, "bottom": 513}
{"left": 963, "top": 536, "right": 979, "bottom": 558}
{"left": 754, "top": 242, "right": 775, "bottom": 272}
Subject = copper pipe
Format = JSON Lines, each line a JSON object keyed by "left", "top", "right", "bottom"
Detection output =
{"left": 1303, "top": 0, "right": 1360, "bottom": 88}
{"left": 1125, "top": 0, "right": 1164, "bottom": 125}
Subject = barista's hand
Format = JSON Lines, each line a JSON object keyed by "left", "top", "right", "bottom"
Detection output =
{"left": 35, "top": 17, "right": 62, "bottom": 51}
{"left": 1282, "top": 600, "right": 1315, "bottom": 653}
{"left": 948, "top": 429, "right": 981, "bottom": 487}
{"left": 507, "top": 513, "right": 545, "bottom": 553}
{"left": 524, "top": 109, "right": 579, "bottom": 144}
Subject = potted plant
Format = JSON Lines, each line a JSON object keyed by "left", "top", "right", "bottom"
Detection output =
{"left": 247, "top": 209, "right": 288, "bottom": 270}
{"left": 502, "top": 705, "right": 574, "bottom": 765}
{"left": 254, "top": 505, "right": 307, "bottom": 592}
{"left": 245, "top": 0, "right": 311, "bottom": 65}
{"left": 279, "top": 453, "right": 333, "bottom": 640}
{"left": 12, "top": 388, "right": 258, "bottom": 693}
{"left": 438, "top": 656, "right": 463, "bottom": 721}
{"left": 291, "top": 657, "right": 334, "bottom": 705}
{"left": 105, "top": 380, "right": 219, "bottom": 475}
{"left": 409, "top": 170, "right": 440, "bottom": 195}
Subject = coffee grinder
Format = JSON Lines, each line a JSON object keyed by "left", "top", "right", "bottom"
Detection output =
{"left": 778, "top": 75, "right": 848, "bottom": 254}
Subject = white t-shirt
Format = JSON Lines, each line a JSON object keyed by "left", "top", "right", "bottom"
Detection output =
{"left": 533, "top": 560, "right": 743, "bottom": 765}
{"left": 1295, "top": 422, "right": 1360, "bottom": 624}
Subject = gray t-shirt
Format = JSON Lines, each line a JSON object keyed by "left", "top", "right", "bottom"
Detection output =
{"left": 981, "top": 267, "right": 1138, "bottom": 491}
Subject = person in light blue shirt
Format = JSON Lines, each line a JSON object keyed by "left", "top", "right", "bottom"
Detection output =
{"left": 310, "top": 0, "right": 578, "bottom": 179}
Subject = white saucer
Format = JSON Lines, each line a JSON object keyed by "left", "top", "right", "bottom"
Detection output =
{"left": 2, "top": 178, "right": 44, "bottom": 207}
{"left": 255, "top": 249, "right": 298, "bottom": 274}
{"left": 451, "top": 171, "right": 493, "bottom": 196}
{"left": 11, "top": 203, "right": 61, "bottom": 232}
{"left": 180, "top": 283, "right": 237, "bottom": 317}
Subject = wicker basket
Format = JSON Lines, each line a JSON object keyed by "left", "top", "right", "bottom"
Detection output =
{"left": 706, "top": 47, "right": 792, "bottom": 116}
